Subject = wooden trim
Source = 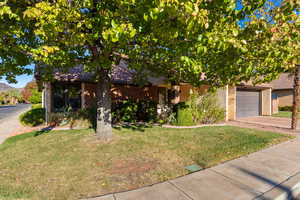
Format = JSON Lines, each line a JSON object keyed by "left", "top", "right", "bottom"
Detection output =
{"left": 81, "top": 83, "right": 86, "bottom": 109}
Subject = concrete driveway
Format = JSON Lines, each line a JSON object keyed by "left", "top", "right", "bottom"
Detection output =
{"left": 236, "top": 116, "right": 299, "bottom": 130}
{"left": 0, "top": 104, "right": 31, "bottom": 143}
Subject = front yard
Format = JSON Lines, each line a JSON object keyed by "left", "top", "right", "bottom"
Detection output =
{"left": 272, "top": 111, "right": 300, "bottom": 118}
{"left": 0, "top": 126, "right": 291, "bottom": 200}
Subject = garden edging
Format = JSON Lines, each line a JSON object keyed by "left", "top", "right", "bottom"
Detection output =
{"left": 162, "top": 123, "right": 226, "bottom": 129}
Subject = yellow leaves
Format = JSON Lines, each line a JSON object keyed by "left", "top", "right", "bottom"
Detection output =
{"left": 35, "top": 2, "right": 52, "bottom": 10}
{"left": 102, "top": 22, "right": 137, "bottom": 42}
{"left": 40, "top": 46, "right": 60, "bottom": 57}
{"left": 23, "top": 8, "right": 42, "bottom": 18}
{"left": 0, "top": 5, "right": 18, "bottom": 19}
{"left": 0, "top": 6, "right": 11, "bottom": 15}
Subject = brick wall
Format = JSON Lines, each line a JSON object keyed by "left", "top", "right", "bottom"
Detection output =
{"left": 82, "top": 83, "right": 160, "bottom": 108}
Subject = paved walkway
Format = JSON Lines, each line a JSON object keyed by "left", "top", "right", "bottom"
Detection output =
{"left": 236, "top": 116, "right": 300, "bottom": 131}
{"left": 89, "top": 134, "right": 300, "bottom": 200}
{"left": 0, "top": 105, "right": 31, "bottom": 144}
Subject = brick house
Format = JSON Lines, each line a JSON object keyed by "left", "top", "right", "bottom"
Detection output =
{"left": 36, "top": 62, "right": 273, "bottom": 123}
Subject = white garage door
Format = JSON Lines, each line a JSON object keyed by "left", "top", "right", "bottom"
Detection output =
{"left": 236, "top": 90, "right": 260, "bottom": 118}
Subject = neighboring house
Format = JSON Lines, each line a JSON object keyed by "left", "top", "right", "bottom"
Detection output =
{"left": 36, "top": 62, "right": 273, "bottom": 123}
{"left": 270, "top": 73, "right": 294, "bottom": 109}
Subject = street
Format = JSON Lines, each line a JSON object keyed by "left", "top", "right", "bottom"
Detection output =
{"left": 0, "top": 104, "right": 31, "bottom": 121}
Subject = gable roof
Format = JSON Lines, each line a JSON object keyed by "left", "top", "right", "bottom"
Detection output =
{"left": 270, "top": 73, "right": 294, "bottom": 90}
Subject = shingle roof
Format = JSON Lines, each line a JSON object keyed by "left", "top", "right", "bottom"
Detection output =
{"left": 35, "top": 60, "right": 136, "bottom": 84}
{"left": 35, "top": 60, "right": 166, "bottom": 85}
{"left": 270, "top": 73, "right": 294, "bottom": 90}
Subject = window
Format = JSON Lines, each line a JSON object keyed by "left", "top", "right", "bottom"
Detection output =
{"left": 52, "top": 82, "right": 81, "bottom": 112}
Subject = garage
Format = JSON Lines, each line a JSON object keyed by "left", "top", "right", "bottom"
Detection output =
{"left": 236, "top": 89, "right": 261, "bottom": 118}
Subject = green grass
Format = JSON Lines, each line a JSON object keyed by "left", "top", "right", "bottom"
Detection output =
{"left": 0, "top": 126, "right": 292, "bottom": 200}
{"left": 272, "top": 111, "right": 300, "bottom": 118}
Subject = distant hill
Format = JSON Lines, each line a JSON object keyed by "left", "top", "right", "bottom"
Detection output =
{"left": 0, "top": 83, "right": 15, "bottom": 92}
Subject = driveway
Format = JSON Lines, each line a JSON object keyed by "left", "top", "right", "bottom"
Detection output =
{"left": 236, "top": 116, "right": 300, "bottom": 130}
{"left": 0, "top": 104, "right": 31, "bottom": 121}
{"left": 0, "top": 104, "right": 31, "bottom": 143}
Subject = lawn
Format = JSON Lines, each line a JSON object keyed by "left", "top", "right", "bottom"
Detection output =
{"left": 0, "top": 126, "right": 291, "bottom": 200}
{"left": 272, "top": 111, "right": 300, "bottom": 118}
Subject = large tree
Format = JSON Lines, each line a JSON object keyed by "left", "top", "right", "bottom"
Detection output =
{"left": 0, "top": 0, "right": 296, "bottom": 137}
{"left": 236, "top": 0, "right": 299, "bottom": 129}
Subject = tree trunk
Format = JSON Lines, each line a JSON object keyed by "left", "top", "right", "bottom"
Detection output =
{"left": 291, "top": 64, "right": 300, "bottom": 130}
{"left": 96, "top": 69, "right": 113, "bottom": 140}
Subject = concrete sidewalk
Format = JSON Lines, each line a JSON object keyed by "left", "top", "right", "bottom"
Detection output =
{"left": 89, "top": 137, "right": 300, "bottom": 200}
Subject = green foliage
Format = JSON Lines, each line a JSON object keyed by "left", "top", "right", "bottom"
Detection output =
{"left": 172, "top": 92, "right": 225, "bottom": 126}
{"left": 279, "top": 106, "right": 293, "bottom": 112}
{"left": 279, "top": 106, "right": 300, "bottom": 112}
{"left": 112, "top": 100, "right": 157, "bottom": 123}
{"left": 189, "top": 92, "right": 225, "bottom": 124}
{"left": 175, "top": 106, "right": 196, "bottom": 126}
{"left": 0, "top": 0, "right": 288, "bottom": 88}
{"left": 49, "top": 107, "right": 96, "bottom": 129}
{"left": 28, "top": 89, "right": 42, "bottom": 104}
{"left": 0, "top": 0, "right": 298, "bottom": 133}
{"left": 0, "top": 89, "right": 24, "bottom": 105}
{"left": 31, "top": 104, "right": 42, "bottom": 109}
{"left": 19, "top": 108, "right": 45, "bottom": 127}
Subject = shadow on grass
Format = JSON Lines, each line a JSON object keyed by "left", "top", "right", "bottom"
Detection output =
{"left": 2, "top": 126, "right": 54, "bottom": 146}
{"left": 113, "top": 122, "right": 154, "bottom": 132}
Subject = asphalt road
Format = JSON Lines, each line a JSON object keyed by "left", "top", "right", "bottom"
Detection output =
{"left": 0, "top": 104, "right": 31, "bottom": 121}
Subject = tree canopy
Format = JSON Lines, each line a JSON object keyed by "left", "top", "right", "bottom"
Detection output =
{"left": 0, "top": 0, "right": 298, "bottom": 136}
{"left": 1, "top": 0, "right": 288, "bottom": 86}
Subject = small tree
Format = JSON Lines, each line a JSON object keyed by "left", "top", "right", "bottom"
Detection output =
{"left": 28, "top": 88, "right": 42, "bottom": 104}
{"left": 22, "top": 81, "right": 42, "bottom": 104}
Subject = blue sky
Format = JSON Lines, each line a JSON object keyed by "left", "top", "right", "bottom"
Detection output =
{"left": 0, "top": 65, "right": 34, "bottom": 88}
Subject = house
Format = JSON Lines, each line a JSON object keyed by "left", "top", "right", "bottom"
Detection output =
{"left": 270, "top": 73, "right": 294, "bottom": 110}
{"left": 36, "top": 62, "right": 273, "bottom": 124}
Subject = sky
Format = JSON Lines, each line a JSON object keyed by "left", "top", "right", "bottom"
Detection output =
{"left": 0, "top": 65, "right": 34, "bottom": 88}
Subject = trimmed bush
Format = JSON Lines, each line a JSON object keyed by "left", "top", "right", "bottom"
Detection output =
{"left": 176, "top": 107, "right": 196, "bottom": 126}
{"left": 112, "top": 99, "right": 157, "bottom": 123}
{"left": 20, "top": 108, "right": 45, "bottom": 127}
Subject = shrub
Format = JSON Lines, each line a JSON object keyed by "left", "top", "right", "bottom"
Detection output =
{"left": 176, "top": 107, "right": 196, "bottom": 126}
{"left": 279, "top": 106, "right": 300, "bottom": 112}
{"left": 190, "top": 92, "right": 225, "bottom": 124}
{"left": 279, "top": 106, "right": 292, "bottom": 111}
{"left": 112, "top": 99, "right": 158, "bottom": 123}
{"left": 49, "top": 107, "right": 96, "bottom": 129}
{"left": 29, "top": 89, "right": 42, "bottom": 104}
{"left": 172, "top": 92, "right": 225, "bottom": 126}
{"left": 20, "top": 108, "right": 45, "bottom": 127}
{"left": 46, "top": 100, "right": 157, "bottom": 128}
